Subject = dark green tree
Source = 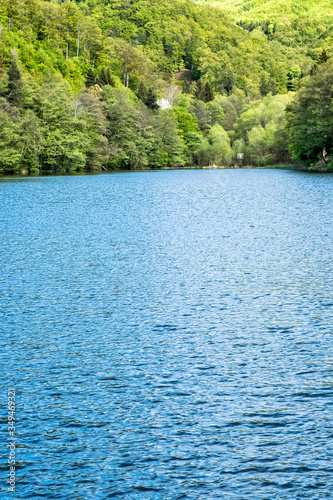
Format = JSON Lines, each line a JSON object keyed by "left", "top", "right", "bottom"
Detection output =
{"left": 7, "top": 55, "right": 23, "bottom": 108}
{"left": 193, "top": 81, "right": 214, "bottom": 102}
{"left": 145, "top": 88, "right": 159, "bottom": 110}
{"left": 85, "top": 68, "right": 96, "bottom": 88}
{"left": 310, "top": 50, "right": 330, "bottom": 75}
{"left": 317, "top": 49, "right": 330, "bottom": 65}
{"left": 287, "top": 72, "right": 296, "bottom": 91}
{"left": 194, "top": 80, "right": 204, "bottom": 101}
{"left": 99, "top": 68, "right": 115, "bottom": 87}
{"left": 204, "top": 82, "right": 214, "bottom": 102}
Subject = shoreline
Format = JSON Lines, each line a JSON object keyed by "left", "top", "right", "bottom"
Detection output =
{"left": 1, "top": 163, "right": 333, "bottom": 178}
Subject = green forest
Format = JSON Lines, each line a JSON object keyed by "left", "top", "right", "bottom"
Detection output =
{"left": 0, "top": 0, "right": 332, "bottom": 173}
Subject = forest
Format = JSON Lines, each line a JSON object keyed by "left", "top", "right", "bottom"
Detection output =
{"left": 0, "top": 0, "right": 332, "bottom": 173}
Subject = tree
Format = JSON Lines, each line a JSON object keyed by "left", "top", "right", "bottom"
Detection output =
{"left": 150, "top": 109, "right": 185, "bottom": 167}
{"left": 19, "top": 110, "right": 42, "bottom": 173}
{"left": 0, "top": 98, "right": 22, "bottom": 173}
{"left": 85, "top": 69, "right": 96, "bottom": 88}
{"left": 317, "top": 49, "right": 330, "bottom": 65}
{"left": 172, "top": 105, "right": 199, "bottom": 140}
{"left": 193, "top": 80, "right": 214, "bottom": 102}
{"left": 193, "top": 124, "right": 232, "bottom": 166}
{"left": 145, "top": 88, "right": 159, "bottom": 110}
{"left": 7, "top": 53, "right": 23, "bottom": 108}
{"left": 287, "top": 61, "right": 333, "bottom": 166}
{"left": 310, "top": 50, "right": 330, "bottom": 75}
{"left": 193, "top": 80, "right": 204, "bottom": 101}
{"left": 136, "top": 81, "right": 147, "bottom": 103}
{"left": 73, "top": 89, "right": 109, "bottom": 170}
{"left": 192, "top": 100, "right": 210, "bottom": 130}
{"left": 234, "top": 93, "right": 293, "bottom": 165}
{"left": 39, "top": 77, "right": 90, "bottom": 172}
{"left": 103, "top": 87, "right": 142, "bottom": 168}
{"left": 113, "top": 39, "right": 153, "bottom": 89}
{"left": 204, "top": 82, "right": 214, "bottom": 102}
{"left": 99, "top": 68, "right": 115, "bottom": 87}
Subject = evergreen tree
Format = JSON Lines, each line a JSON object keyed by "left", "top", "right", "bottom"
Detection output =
{"left": 203, "top": 82, "right": 214, "bottom": 102}
{"left": 99, "top": 68, "right": 115, "bottom": 87}
{"left": 193, "top": 81, "right": 214, "bottom": 102}
{"left": 7, "top": 55, "right": 23, "bottom": 108}
{"left": 317, "top": 49, "right": 330, "bottom": 65}
{"left": 85, "top": 68, "right": 96, "bottom": 88}
{"left": 311, "top": 50, "right": 330, "bottom": 75}
{"left": 146, "top": 88, "right": 159, "bottom": 110}
{"left": 287, "top": 72, "right": 296, "bottom": 91}
{"left": 194, "top": 80, "right": 204, "bottom": 101}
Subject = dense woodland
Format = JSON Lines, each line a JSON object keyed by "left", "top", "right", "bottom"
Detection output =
{"left": 0, "top": 0, "right": 332, "bottom": 173}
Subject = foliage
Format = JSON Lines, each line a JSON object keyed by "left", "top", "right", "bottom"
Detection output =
{"left": 99, "top": 68, "right": 116, "bottom": 88}
{"left": 193, "top": 124, "right": 232, "bottom": 166}
{"left": 286, "top": 61, "right": 333, "bottom": 166}
{"left": 85, "top": 69, "right": 96, "bottom": 88}
{"left": 0, "top": 0, "right": 331, "bottom": 172}
{"left": 233, "top": 93, "right": 294, "bottom": 165}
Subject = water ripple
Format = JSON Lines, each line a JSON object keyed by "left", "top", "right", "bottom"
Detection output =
{"left": 2, "top": 169, "right": 333, "bottom": 499}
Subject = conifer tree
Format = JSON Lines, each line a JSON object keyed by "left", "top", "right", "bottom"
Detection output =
{"left": 7, "top": 55, "right": 23, "bottom": 108}
{"left": 310, "top": 50, "right": 330, "bottom": 75}
{"left": 85, "top": 68, "right": 96, "bottom": 88}
{"left": 99, "top": 68, "right": 107, "bottom": 86}
{"left": 193, "top": 80, "right": 204, "bottom": 101}
{"left": 146, "top": 88, "right": 159, "bottom": 110}
{"left": 287, "top": 72, "right": 295, "bottom": 91}
{"left": 204, "top": 82, "right": 214, "bottom": 103}
{"left": 193, "top": 81, "right": 214, "bottom": 102}
{"left": 317, "top": 49, "right": 330, "bottom": 65}
{"left": 99, "top": 68, "right": 115, "bottom": 87}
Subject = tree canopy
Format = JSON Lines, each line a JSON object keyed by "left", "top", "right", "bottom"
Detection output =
{"left": 287, "top": 61, "right": 333, "bottom": 166}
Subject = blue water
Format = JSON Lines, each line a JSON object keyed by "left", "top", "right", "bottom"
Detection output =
{"left": 2, "top": 168, "right": 333, "bottom": 499}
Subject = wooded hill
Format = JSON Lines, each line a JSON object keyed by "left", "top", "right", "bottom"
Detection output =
{"left": 203, "top": 0, "right": 333, "bottom": 59}
{"left": 0, "top": 0, "right": 331, "bottom": 173}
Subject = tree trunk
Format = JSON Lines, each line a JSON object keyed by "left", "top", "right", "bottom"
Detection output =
{"left": 77, "top": 22, "right": 82, "bottom": 57}
{"left": 322, "top": 147, "right": 329, "bottom": 164}
{"left": 66, "top": 29, "right": 69, "bottom": 59}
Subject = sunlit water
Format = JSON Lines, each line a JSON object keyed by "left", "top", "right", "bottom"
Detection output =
{"left": 2, "top": 169, "right": 333, "bottom": 499}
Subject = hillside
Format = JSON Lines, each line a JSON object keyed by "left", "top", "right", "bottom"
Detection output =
{"left": 0, "top": 0, "right": 331, "bottom": 173}
{"left": 201, "top": 0, "right": 333, "bottom": 18}
{"left": 0, "top": 0, "right": 314, "bottom": 94}
{"left": 201, "top": 0, "right": 333, "bottom": 59}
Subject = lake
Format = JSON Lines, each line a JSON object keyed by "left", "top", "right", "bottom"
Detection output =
{"left": 2, "top": 168, "right": 333, "bottom": 499}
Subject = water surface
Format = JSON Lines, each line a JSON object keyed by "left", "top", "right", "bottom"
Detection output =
{"left": 2, "top": 169, "right": 333, "bottom": 499}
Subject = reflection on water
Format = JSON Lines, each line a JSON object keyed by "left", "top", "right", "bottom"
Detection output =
{"left": 2, "top": 169, "right": 333, "bottom": 499}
